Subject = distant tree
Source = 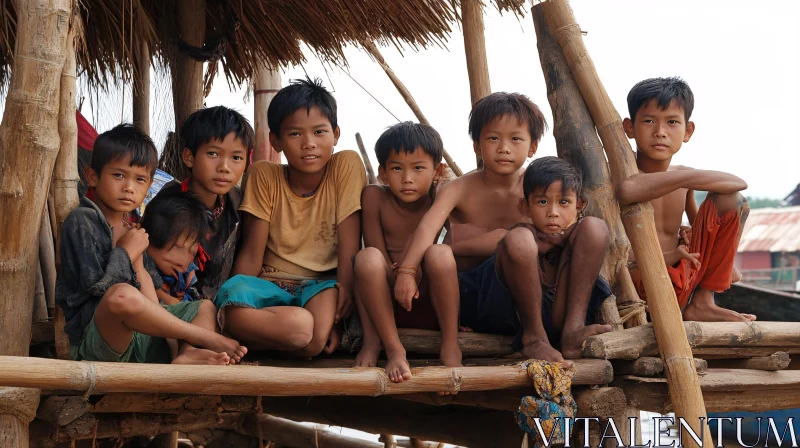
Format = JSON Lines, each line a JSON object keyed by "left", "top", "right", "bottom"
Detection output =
{"left": 694, "top": 190, "right": 783, "bottom": 210}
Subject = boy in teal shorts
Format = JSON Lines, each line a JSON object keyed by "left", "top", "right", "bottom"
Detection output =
{"left": 219, "top": 78, "right": 366, "bottom": 356}
{"left": 56, "top": 124, "right": 247, "bottom": 365}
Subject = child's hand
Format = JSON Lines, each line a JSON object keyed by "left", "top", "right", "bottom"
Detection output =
{"left": 679, "top": 226, "right": 693, "bottom": 246}
{"left": 394, "top": 273, "right": 418, "bottom": 312}
{"left": 334, "top": 283, "right": 353, "bottom": 324}
{"left": 731, "top": 266, "right": 742, "bottom": 284}
{"left": 117, "top": 227, "right": 150, "bottom": 261}
{"left": 676, "top": 245, "right": 701, "bottom": 269}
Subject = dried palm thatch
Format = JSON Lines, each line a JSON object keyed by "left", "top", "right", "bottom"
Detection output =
{"left": 0, "top": 0, "right": 524, "bottom": 89}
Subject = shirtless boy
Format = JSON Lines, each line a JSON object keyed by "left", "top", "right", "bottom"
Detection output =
{"left": 616, "top": 77, "right": 753, "bottom": 322}
{"left": 395, "top": 93, "right": 612, "bottom": 366}
{"left": 353, "top": 122, "right": 444, "bottom": 382}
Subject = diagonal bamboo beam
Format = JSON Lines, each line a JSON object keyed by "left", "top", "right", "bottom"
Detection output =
{"left": 361, "top": 41, "right": 463, "bottom": 177}
{"left": 540, "top": 1, "right": 711, "bottom": 446}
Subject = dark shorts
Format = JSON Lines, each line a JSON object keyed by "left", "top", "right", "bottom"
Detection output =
{"left": 457, "top": 255, "right": 610, "bottom": 350}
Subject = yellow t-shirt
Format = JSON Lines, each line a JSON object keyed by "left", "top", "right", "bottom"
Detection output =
{"left": 239, "top": 150, "right": 367, "bottom": 282}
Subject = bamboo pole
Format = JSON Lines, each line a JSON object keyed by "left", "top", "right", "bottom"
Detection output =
{"left": 132, "top": 39, "right": 151, "bottom": 135}
{"left": 461, "top": 0, "right": 491, "bottom": 169}
{"left": 33, "top": 263, "right": 48, "bottom": 322}
{"left": 38, "top": 205, "right": 57, "bottom": 312}
{"left": 361, "top": 41, "right": 463, "bottom": 177}
{"left": 540, "top": 2, "right": 710, "bottom": 444}
{"left": 532, "top": 5, "right": 645, "bottom": 328}
{"left": 0, "top": 0, "right": 73, "bottom": 445}
{"left": 707, "top": 352, "right": 791, "bottom": 371}
{"left": 253, "top": 64, "right": 281, "bottom": 163}
{"left": 223, "top": 413, "right": 384, "bottom": 448}
{"left": 356, "top": 132, "right": 378, "bottom": 184}
{"left": 0, "top": 356, "right": 611, "bottom": 395}
{"left": 612, "top": 357, "right": 707, "bottom": 377}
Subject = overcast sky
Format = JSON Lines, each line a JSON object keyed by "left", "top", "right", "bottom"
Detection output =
{"left": 79, "top": 0, "right": 799, "bottom": 199}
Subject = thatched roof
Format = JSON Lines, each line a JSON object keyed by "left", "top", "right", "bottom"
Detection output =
{"left": 0, "top": 0, "right": 524, "bottom": 88}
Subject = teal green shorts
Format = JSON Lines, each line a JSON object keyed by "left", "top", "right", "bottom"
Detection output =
{"left": 215, "top": 274, "right": 336, "bottom": 314}
{"left": 70, "top": 300, "right": 202, "bottom": 364}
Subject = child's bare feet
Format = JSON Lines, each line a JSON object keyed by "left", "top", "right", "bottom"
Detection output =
{"left": 385, "top": 350, "right": 412, "bottom": 383}
{"left": 172, "top": 346, "right": 230, "bottom": 365}
{"left": 438, "top": 341, "right": 463, "bottom": 395}
{"left": 203, "top": 334, "right": 248, "bottom": 364}
{"left": 560, "top": 324, "right": 613, "bottom": 359}
{"left": 683, "top": 301, "right": 753, "bottom": 322}
{"left": 355, "top": 342, "right": 382, "bottom": 368}
{"left": 522, "top": 339, "right": 572, "bottom": 368}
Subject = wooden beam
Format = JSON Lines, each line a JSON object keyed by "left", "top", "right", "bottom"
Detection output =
{"left": 693, "top": 346, "right": 800, "bottom": 359}
{"left": 38, "top": 206, "right": 56, "bottom": 312}
{"left": 133, "top": 38, "right": 151, "bottom": 135}
{"left": 253, "top": 64, "right": 281, "bottom": 163}
{"left": 356, "top": 132, "right": 378, "bottom": 184}
{"left": 613, "top": 357, "right": 707, "bottom": 377}
{"left": 583, "top": 321, "right": 800, "bottom": 359}
{"left": 706, "top": 352, "right": 791, "bottom": 371}
{"left": 0, "top": 356, "right": 610, "bottom": 396}
{"left": 532, "top": 4, "right": 645, "bottom": 328}
{"left": 540, "top": 2, "right": 710, "bottom": 444}
{"left": 461, "top": 0, "right": 491, "bottom": 105}
{"left": 30, "top": 412, "right": 219, "bottom": 443}
{"left": 341, "top": 328, "right": 516, "bottom": 357}
{"left": 361, "top": 41, "right": 463, "bottom": 177}
{"left": 222, "top": 413, "right": 383, "bottom": 448}
{"left": 36, "top": 396, "right": 90, "bottom": 426}
{"left": 616, "top": 369, "right": 800, "bottom": 413}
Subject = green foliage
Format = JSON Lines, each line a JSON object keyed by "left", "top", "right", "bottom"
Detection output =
{"left": 693, "top": 190, "right": 783, "bottom": 210}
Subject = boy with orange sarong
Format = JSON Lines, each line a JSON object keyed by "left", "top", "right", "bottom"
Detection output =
{"left": 616, "top": 77, "right": 753, "bottom": 322}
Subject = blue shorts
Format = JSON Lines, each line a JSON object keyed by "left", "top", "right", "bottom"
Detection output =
{"left": 457, "top": 255, "right": 610, "bottom": 350}
{"left": 215, "top": 274, "right": 337, "bottom": 311}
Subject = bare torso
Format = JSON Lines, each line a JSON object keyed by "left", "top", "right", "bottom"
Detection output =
{"left": 374, "top": 186, "right": 432, "bottom": 264}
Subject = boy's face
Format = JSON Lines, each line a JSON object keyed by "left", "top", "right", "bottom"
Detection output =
{"left": 474, "top": 114, "right": 538, "bottom": 175}
{"left": 182, "top": 132, "right": 248, "bottom": 198}
{"left": 623, "top": 99, "right": 695, "bottom": 163}
{"left": 86, "top": 156, "right": 152, "bottom": 216}
{"left": 269, "top": 106, "right": 340, "bottom": 175}
{"left": 519, "top": 180, "right": 581, "bottom": 235}
{"left": 147, "top": 231, "right": 199, "bottom": 278}
{"left": 378, "top": 147, "right": 443, "bottom": 204}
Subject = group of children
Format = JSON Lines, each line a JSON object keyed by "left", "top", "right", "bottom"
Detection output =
{"left": 56, "top": 76, "right": 753, "bottom": 381}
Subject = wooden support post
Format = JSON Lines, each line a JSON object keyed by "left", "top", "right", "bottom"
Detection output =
{"left": 356, "top": 132, "right": 378, "bottom": 184}
{"left": 0, "top": 0, "right": 73, "bottom": 445}
{"left": 38, "top": 206, "right": 57, "bottom": 312}
{"left": 461, "top": 0, "right": 491, "bottom": 105}
{"left": 540, "top": 2, "right": 710, "bottom": 444}
{"left": 532, "top": 5, "right": 645, "bottom": 328}
{"left": 0, "top": 356, "right": 611, "bottom": 395}
{"left": 361, "top": 41, "right": 463, "bottom": 177}
{"left": 133, "top": 39, "right": 151, "bottom": 135}
{"left": 613, "top": 357, "right": 707, "bottom": 377}
{"left": 253, "top": 64, "right": 281, "bottom": 163}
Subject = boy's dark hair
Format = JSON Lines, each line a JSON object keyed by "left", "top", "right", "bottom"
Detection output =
{"left": 374, "top": 121, "right": 443, "bottom": 167}
{"left": 267, "top": 77, "right": 337, "bottom": 136}
{"left": 91, "top": 123, "right": 158, "bottom": 176}
{"left": 468, "top": 92, "right": 548, "bottom": 143}
{"left": 523, "top": 156, "right": 582, "bottom": 200}
{"left": 140, "top": 190, "right": 212, "bottom": 249}
{"left": 627, "top": 77, "right": 694, "bottom": 122}
{"left": 180, "top": 106, "right": 255, "bottom": 156}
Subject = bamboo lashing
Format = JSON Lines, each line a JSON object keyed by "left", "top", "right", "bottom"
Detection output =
{"left": 540, "top": 1, "right": 710, "bottom": 445}
{"left": 0, "top": 356, "right": 612, "bottom": 396}
{"left": 361, "top": 41, "right": 463, "bottom": 177}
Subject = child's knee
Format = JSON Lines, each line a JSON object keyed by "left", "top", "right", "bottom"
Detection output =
{"left": 198, "top": 299, "right": 217, "bottom": 315}
{"left": 284, "top": 309, "right": 315, "bottom": 350}
{"left": 354, "top": 247, "right": 386, "bottom": 278}
{"left": 708, "top": 192, "right": 746, "bottom": 215}
{"left": 423, "top": 244, "right": 456, "bottom": 274}
{"left": 501, "top": 227, "right": 538, "bottom": 263}
{"left": 576, "top": 217, "right": 611, "bottom": 248}
{"left": 102, "top": 284, "right": 144, "bottom": 316}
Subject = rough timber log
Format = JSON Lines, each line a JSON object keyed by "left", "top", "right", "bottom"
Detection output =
{"left": 30, "top": 412, "right": 219, "bottom": 443}
{"left": 133, "top": 39, "right": 151, "bottom": 135}
{"left": 0, "top": 356, "right": 611, "bottom": 396}
{"left": 222, "top": 413, "right": 383, "bottom": 448}
{"left": 540, "top": 1, "right": 710, "bottom": 444}
{"left": 706, "top": 352, "right": 791, "bottom": 371}
{"left": 361, "top": 41, "right": 463, "bottom": 177}
{"left": 341, "top": 328, "right": 516, "bottom": 357}
{"left": 253, "top": 64, "right": 281, "bottom": 163}
{"left": 0, "top": 0, "right": 73, "bottom": 445}
{"left": 532, "top": 5, "right": 645, "bottom": 328}
{"left": 616, "top": 369, "right": 800, "bottom": 414}
{"left": 256, "top": 396, "right": 523, "bottom": 447}
{"left": 612, "top": 357, "right": 707, "bottom": 377}
{"left": 583, "top": 321, "right": 800, "bottom": 360}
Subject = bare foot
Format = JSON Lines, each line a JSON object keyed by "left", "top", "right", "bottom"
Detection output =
{"left": 560, "top": 324, "right": 613, "bottom": 359}
{"left": 385, "top": 351, "right": 412, "bottom": 383}
{"left": 522, "top": 339, "right": 572, "bottom": 368}
{"left": 355, "top": 342, "right": 381, "bottom": 368}
{"left": 172, "top": 346, "right": 230, "bottom": 365}
{"left": 741, "top": 313, "right": 757, "bottom": 321}
{"left": 203, "top": 334, "right": 248, "bottom": 364}
{"left": 458, "top": 326, "right": 473, "bottom": 332}
{"left": 683, "top": 300, "right": 750, "bottom": 322}
{"left": 439, "top": 341, "right": 463, "bottom": 395}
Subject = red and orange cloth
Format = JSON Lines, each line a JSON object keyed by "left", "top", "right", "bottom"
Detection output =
{"left": 636, "top": 199, "right": 740, "bottom": 309}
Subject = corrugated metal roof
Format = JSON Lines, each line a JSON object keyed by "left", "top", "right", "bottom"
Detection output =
{"left": 738, "top": 205, "right": 800, "bottom": 253}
